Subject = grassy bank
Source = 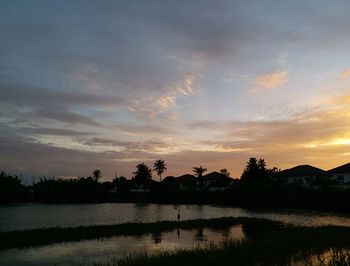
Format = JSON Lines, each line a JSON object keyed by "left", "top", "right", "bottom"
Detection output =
{"left": 93, "top": 226, "right": 350, "bottom": 266}
{"left": 0, "top": 216, "right": 282, "bottom": 250}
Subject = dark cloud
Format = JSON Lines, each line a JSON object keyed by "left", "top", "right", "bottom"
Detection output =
{"left": 20, "top": 127, "right": 93, "bottom": 136}
{"left": 0, "top": 83, "right": 125, "bottom": 108}
{"left": 35, "top": 109, "right": 101, "bottom": 126}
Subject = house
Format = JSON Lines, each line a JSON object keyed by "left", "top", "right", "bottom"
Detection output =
{"left": 202, "top": 172, "right": 233, "bottom": 191}
{"left": 162, "top": 176, "right": 176, "bottom": 183}
{"left": 175, "top": 173, "right": 233, "bottom": 191}
{"left": 176, "top": 174, "right": 197, "bottom": 190}
{"left": 328, "top": 162, "right": 350, "bottom": 184}
{"left": 279, "top": 164, "right": 331, "bottom": 185}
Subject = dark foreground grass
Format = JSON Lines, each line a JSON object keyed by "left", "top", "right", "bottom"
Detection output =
{"left": 0, "top": 216, "right": 281, "bottom": 250}
{"left": 92, "top": 226, "right": 350, "bottom": 266}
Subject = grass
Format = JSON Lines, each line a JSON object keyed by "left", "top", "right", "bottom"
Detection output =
{"left": 90, "top": 225, "right": 350, "bottom": 266}
{"left": 0, "top": 216, "right": 282, "bottom": 250}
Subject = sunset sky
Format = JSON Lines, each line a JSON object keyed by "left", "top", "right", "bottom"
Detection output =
{"left": 1, "top": 0, "right": 350, "bottom": 180}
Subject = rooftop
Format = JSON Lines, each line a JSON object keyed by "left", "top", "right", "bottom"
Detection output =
{"left": 328, "top": 163, "right": 350, "bottom": 174}
{"left": 279, "top": 164, "right": 329, "bottom": 177}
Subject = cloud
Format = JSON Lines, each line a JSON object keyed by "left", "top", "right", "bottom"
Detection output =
{"left": 21, "top": 127, "right": 93, "bottom": 136}
{"left": 83, "top": 137, "right": 172, "bottom": 153}
{"left": 338, "top": 69, "right": 350, "bottom": 80}
{"left": 113, "top": 124, "right": 176, "bottom": 135}
{"left": 2, "top": 96, "right": 350, "bottom": 179}
{"left": 2, "top": 1, "right": 350, "bottom": 179}
{"left": 332, "top": 94, "right": 350, "bottom": 105}
{"left": 253, "top": 69, "right": 288, "bottom": 91}
{"left": 0, "top": 83, "right": 126, "bottom": 108}
{"left": 128, "top": 75, "right": 195, "bottom": 119}
{"left": 36, "top": 109, "right": 101, "bottom": 126}
{"left": 185, "top": 93, "right": 350, "bottom": 171}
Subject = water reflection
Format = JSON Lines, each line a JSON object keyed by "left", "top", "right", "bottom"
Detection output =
{"left": 0, "top": 225, "right": 245, "bottom": 266}
{"left": 3, "top": 203, "right": 350, "bottom": 232}
{"left": 195, "top": 227, "right": 205, "bottom": 241}
{"left": 151, "top": 231, "right": 162, "bottom": 243}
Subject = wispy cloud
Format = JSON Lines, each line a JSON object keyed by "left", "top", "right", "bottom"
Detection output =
{"left": 83, "top": 137, "right": 175, "bottom": 153}
{"left": 252, "top": 69, "right": 288, "bottom": 92}
{"left": 129, "top": 75, "right": 196, "bottom": 120}
{"left": 35, "top": 110, "right": 102, "bottom": 126}
{"left": 113, "top": 124, "right": 176, "bottom": 135}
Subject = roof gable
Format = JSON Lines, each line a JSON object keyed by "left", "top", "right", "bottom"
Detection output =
{"left": 280, "top": 164, "right": 329, "bottom": 177}
{"left": 176, "top": 174, "right": 196, "bottom": 183}
{"left": 328, "top": 163, "right": 350, "bottom": 174}
{"left": 203, "top": 172, "right": 232, "bottom": 181}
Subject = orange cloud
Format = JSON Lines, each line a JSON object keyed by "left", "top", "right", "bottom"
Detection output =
{"left": 255, "top": 70, "right": 288, "bottom": 88}
{"left": 338, "top": 69, "right": 350, "bottom": 80}
{"left": 250, "top": 70, "right": 288, "bottom": 93}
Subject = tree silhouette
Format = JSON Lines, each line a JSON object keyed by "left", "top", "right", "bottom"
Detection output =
{"left": 133, "top": 163, "right": 152, "bottom": 185}
{"left": 193, "top": 166, "right": 207, "bottom": 188}
{"left": 220, "top": 168, "right": 230, "bottom": 177}
{"left": 258, "top": 159, "right": 266, "bottom": 172}
{"left": 193, "top": 166, "right": 207, "bottom": 177}
{"left": 240, "top": 157, "right": 273, "bottom": 183}
{"left": 92, "top": 169, "right": 101, "bottom": 182}
{"left": 153, "top": 159, "right": 167, "bottom": 182}
{"left": 240, "top": 158, "right": 260, "bottom": 182}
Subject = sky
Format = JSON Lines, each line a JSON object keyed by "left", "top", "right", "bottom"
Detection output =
{"left": 1, "top": 0, "right": 350, "bottom": 180}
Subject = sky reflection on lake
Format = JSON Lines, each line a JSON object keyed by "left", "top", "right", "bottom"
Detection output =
{"left": 0, "top": 225, "right": 244, "bottom": 266}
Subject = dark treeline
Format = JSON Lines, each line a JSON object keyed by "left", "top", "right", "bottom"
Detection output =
{"left": 1, "top": 158, "right": 350, "bottom": 212}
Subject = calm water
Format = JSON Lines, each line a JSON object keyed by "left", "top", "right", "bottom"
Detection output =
{"left": 1, "top": 203, "right": 350, "bottom": 232}
{"left": 2, "top": 204, "right": 350, "bottom": 265}
{"left": 0, "top": 225, "right": 244, "bottom": 266}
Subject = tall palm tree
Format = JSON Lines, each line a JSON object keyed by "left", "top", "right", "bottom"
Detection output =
{"left": 153, "top": 160, "right": 167, "bottom": 182}
{"left": 193, "top": 166, "right": 207, "bottom": 188}
{"left": 92, "top": 169, "right": 101, "bottom": 182}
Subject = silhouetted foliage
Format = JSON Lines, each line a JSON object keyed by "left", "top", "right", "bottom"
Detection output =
{"left": 0, "top": 171, "right": 29, "bottom": 203}
{"left": 193, "top": 166, "right": 207, "bottom": 188}
{"left": 133, "top": 163, "right": 152, "bottom": 185}
{"left": 193, "top": 166, "right": 207, "bottom": 177}
{"left": 220, "top": 168, "right": 230, "bottom": 177}
{"left": 93, "top": 169, "right": 102, "bottom": 182}
{"left": 241, "top": 158, "right": 266, "bottom": 183}
{"left": 32, "top": 176, "right": 108, "bottom": 203}
{"left": 113, "top": 176, "right": 130, "bottom": 193}
{"left": 153, "top": 160, "right": 167, "bottom": 182}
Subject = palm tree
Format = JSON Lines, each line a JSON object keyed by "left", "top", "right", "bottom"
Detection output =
{"left": 193, "top": 166, "right": 207, "bottom": 188}
{"left": 193, "top": 166, "right": 207, "bottom": 177}
{"left": 92, "top": 169, "right": 101, "bottom": 182}
{"left": 153, "top": 160, "right": 167, "bottom": 182}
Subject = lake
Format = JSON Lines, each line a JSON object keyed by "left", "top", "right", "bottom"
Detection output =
{"left": 2, "top": 203, "right": 350, "bottom": 265}
{"left": 1, "top": 203, "right": 350, "bottom": 232}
